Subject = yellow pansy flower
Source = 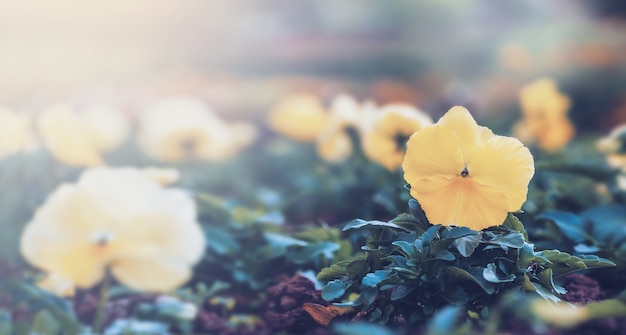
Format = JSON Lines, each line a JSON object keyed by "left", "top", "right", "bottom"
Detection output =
{"left": 20, "top": 167, "right": 206, "bottom": 292}
{"left": 316, "top": 95, "right": 376, "bottom": 163}
{"left": 402, "top": 106, "right": 534, "bottom": 230}
{"left": 37, "top": 105, "right": 130, "bottom": 167}
{"left": 0, "top": 107, "right": 36, "bottom": 159}
{"left": 530, "top": 300, "right": 589, "bottom": 328}
{"left": 267, "top": 94, "right": 329, "bottom": 142}
{"left": 597, "top": 124, "right": 626, "bottom": 172}
{"left": 362, "top": 104, "right": 433, "bottom": 170}
{"left": 137, "top": 97, "right": 254, "bottom": 163}
{"left": 516, "top": 78, "right": 575, "bottom": 151}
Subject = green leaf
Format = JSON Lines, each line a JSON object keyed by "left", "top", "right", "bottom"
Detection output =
{"left": 537, "top": 268, "right": 567, "bottom": 294}
{"left": 483, "top": 263, "right": 515, "bottom": 283}
{"left": 390, "top": 285, "right": 416, "bottom": 301}
{"left": 433, "top": 250, "right": 455, "bottom": 261}
{"left": 345, "top": 257, "right": 370, "bottom": 279}
{"left": 441, "top": 285, "right": 469, "bottom": 305}
{"left": 264, "top": 232, "right": 308, "bottom": 248}
{"left": 453, "top": 234, "right": 482, "bottom": 257}
{"left": 362, "top": 270, "right": 391, "bottom": 287}
{"left": 390, "top": 213, "right": 423, "bottom": 231}
{"left": 343, "top": 219, "right": 410, "bottom": 232}
{"left": 196, "top": 193, "right": 231, "bottom": 223}
{"left": 445, "top": 266, "right": 496, "bottom": 294}
{"left": 255, "top": 211, "right": 285, "bottom": 225}
{"left": 530, "top": 282, "right": 563, "bottom": 303}
{"left": 408, "top": 199, "right": 430, "bottom": 227}
{"left": 580, "top": 205, "right": 626, "bottom": 246}
{"left": 318, "top": 263, "right": 348, "bottom": 282}
{"left": 536, "top": 211, "right": 587, "bottom": 244}
{"left": 486, "top": 232, "right": 525, "bottom": 248}
{"left": 322, "top": 280, "right": 351, "bottom": 301}
{"left": 578, "top": 255, "right": 616, "bottom": 269}
{"left": 288, "top": 242, "right": 340, "bottom": 264}
{"left": 440, "top": 226, "right": 479, "bottom": 240}
{"left": 422, "top": 225, "right": 441, "bottom": 246}
{"left": 392, "top": 241, "right": 418, "bottom": 259}
{"left": 537, "top": 250, "right": 587, "bottom": 277}
{"left": 204, "top": 226, "right": 239, "bottom": 255}
{"left": 518, "top": 244, "right": 551, "bottom": 270}
{"left": 502, "top": 213, "right": 528, "bottom": 241}
{"left": 31, "top": 310, "right": 61, "bottom": 335}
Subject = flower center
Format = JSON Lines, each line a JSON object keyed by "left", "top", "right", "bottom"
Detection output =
{"left": 394, "top": 133, "right": 410, "bottom": 151}
{"left": 460, "top": 167, "right": 469, "bottom": 177}
{"left": 180, "top": 138, "right": 197, "bottom": 156}
{"left": 91, "top": 232, "right": 114, "bottom": 247}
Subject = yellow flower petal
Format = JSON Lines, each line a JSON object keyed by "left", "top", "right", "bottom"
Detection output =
{"left": 437, "top": 106, "right": 494, "bottom": 161}
{"left": 470, "top": 136, "right": 535, "bottom": 211}
{"left": 112, "top": 257, "right": 192, "bottom": 292}
{"left": 403, "top": 124, "right": 464, "bottom": 181}
{"left": 38, "top": 273, "right": 75, "bottom": 297}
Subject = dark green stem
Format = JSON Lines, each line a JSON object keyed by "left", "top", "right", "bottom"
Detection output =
{"left": 92, "top": 271, "right": 111, "bottom": 334}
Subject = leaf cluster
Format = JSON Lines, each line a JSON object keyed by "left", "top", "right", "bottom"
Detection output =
{"left": 196, "top": 193, "right": 352, "bottom": 290}
{"left": 318, "top": 200, "right": 615, "bottom": 325}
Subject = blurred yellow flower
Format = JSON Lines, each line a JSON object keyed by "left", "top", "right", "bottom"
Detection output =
{"left": 316, "top": 95, "right": 376, "bottom": 163}
{"left": 267, "top": 94, "right": 329, "bottom": 142}
{"left": 516, "top": 78, "right": 575, "bottom": 151}
{"left": 137, "top": 97, "right": 255, "bottom": 163}
{"left": 20, "top": 167, "right": 205, "bottom": 292}
{"left": 597, "top": 124, "right": 626, "bottom": 172}
{"left": 530, "top": 300, "right": 589, "bottom": 328}
{"left": 37, "top": 105, "right": 130, "bottom": 167}
{"left": 38, "top": 273, "right": 75, "bottom": 297}
{"left": 0, "top": 107, "right": 36, "bottom": 159}
{"left": 402, "top": 106, "right": 534, "bottom": 230}
{"left": 362, "top": 104, "right": 433, "bottom": 170}
{"left": 81, "top": 105, "right": 131, "bottom": 152}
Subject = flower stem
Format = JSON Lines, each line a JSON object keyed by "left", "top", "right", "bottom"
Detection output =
{"left": 92, "top": 271, "right": 111, "bottom": 334}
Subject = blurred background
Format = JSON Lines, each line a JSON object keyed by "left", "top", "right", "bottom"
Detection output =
{"left": 1, "top": 0, "right": 626, "bottom": 132}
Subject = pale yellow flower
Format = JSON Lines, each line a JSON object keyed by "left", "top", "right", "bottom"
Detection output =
{"left": 597, "top": 124, "right": 626, "bottom": 172}
{"left": 137, "top": 97, "right": 251, "bottom": 163}
{"left": 0, "top": 107, "right": 35, "bottom": 159}
{"left": 267, "top": 94, "right": 330, "bottom": 142}
{"left": 516, "top": 78, "right": 575, "bottom": 151}
{"left": 37, "top": 105, "right": 130, "bottom": 167}
{"left": 81, "top": 105, "right": 131, "bottom": 152}
{"left": 403, "top": 106, "right": 534, "bottom": 230}
{"left": 20, "top": 167, "right": 206, "bottom": 292}
{"left": 362, "top": 104, "right": 433, "bottom": 170}
{"left": 38, "top": 273, "right": 75, "bottom": 297}
{"left": 316, "top": 95, "right": 376, "bottom": 163}
{"left": 530, "top": 300, "right": 589, "bottom": 328}
{"left": 37, "top": 105, "right": 104, "bottom": 166}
